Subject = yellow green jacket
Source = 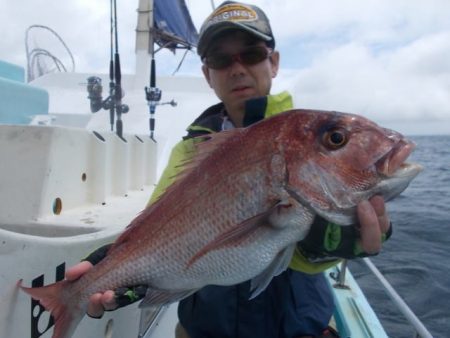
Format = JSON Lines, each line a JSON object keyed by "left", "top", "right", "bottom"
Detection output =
{"left": 149, "top": 92, "right": 340, "bottom": 274}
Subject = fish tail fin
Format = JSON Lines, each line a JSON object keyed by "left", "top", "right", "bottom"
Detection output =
{"left": 18, "top": 279, "right": 84, "bottom": 338}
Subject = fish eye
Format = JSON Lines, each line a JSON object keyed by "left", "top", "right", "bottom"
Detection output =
{"left": 322, "top": 128, "right": 348, "bottom": 149}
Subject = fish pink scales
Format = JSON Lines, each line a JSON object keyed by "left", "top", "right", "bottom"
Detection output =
{"left": 19, "top": 109, "right": 422, "bottom": 338}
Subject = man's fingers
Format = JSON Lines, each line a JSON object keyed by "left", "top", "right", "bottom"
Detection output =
{"left": 87, "top": 291, "right": 118, "bottom": 318}
{"left": 369, "top": 195, "right": 390, "bottom": 234}
{"left": 102, "top": 290, "right": 118, "bottom": 311}
{"left": 66, "top": 262, "right": 118, "bottom": 318}
{"left": 88, "top": 293, "right": 105, "bottom": 318}
{"left": 65, "top": 261, "right": 93, "bottom": 281}
{"left": 357, "top": 200, "right": 382, "bottom": 254}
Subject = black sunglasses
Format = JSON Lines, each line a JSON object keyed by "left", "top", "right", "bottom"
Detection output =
{"left": 203, "top": 46, "right": 273, "bottom": 70}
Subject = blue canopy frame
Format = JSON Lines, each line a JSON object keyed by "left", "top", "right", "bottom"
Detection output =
{"left": 154, "top": 0, "right": 198, "bottom": 50}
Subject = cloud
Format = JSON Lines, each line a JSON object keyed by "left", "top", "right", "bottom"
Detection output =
{"left": 257, "top": 0, "right": 450, "bottom": 42}
{"left": 250, "top": 0, "right": 450, "bottom": 134}
{"left": 289, "top": 31, "right": 450, "bottom": 124}
{"left": 1, "top": 0, "right": 449, "bottom": 134}
{"left": 0, "top": 0, "right": 135, "bottom": 73}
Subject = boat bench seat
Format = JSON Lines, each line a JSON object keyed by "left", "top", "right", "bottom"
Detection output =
{"left": 0, "top": 60, "right": 49, "bottom": 125}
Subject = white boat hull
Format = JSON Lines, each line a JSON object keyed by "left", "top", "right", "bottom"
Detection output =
{"left": 0, "top": 124, "right": 161, "bottom": 338}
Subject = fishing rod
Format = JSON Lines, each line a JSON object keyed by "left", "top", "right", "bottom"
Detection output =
{"left": 112, "top": 0, "right": 128, "bottom": 138}
{"left": 108, "top": 0, "right": 115, "bottom": 132}
{"left": 143, "top": 0, "right": 163, "bottom": 143}
{"left": 144, "top": 49, "right": 178, "bottom": 141}
{"left": 142, "top": 0, "right": 159, "bottom": 141}
{"left": 145, "top": 55, "right": 161, "bottom": 141}
{"left": 144, "top": 6, "right": 178, "bottom": 141}
{"left": 86, "top": 0, "right": 128, "bottom": 138}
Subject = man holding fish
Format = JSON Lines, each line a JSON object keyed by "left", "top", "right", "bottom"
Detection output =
{"left": 23, "top": 2, "right": 421, "bottom": 338}
{"left": 70, "top": 1, "right": 391, "bottom": 337}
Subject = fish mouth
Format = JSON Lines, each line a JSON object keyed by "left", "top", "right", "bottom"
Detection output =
{"left": 375, "top": 139, "right": 417, "bottom": 177}
{"left": 370, "top": 161, "right": 423, "bottom": 203}
{"left": 372, "top": 138, "right": 423, "bottom": 202}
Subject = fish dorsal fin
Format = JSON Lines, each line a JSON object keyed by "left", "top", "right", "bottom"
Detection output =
{"left": 249, "top": 243, "right": 296, "bottom": 299}
{"left": 139, "top": 288, "right": 197, "bottom": 308}
{"left": 186, "top": 202, "right": 282, "bottom": 268}
{"left": 110, "top": 130, "right": 246, "bottom": 253}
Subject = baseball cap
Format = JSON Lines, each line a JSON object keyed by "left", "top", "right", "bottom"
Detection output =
{"left": 197, "top": 1, "right": 275, "bottom": 57}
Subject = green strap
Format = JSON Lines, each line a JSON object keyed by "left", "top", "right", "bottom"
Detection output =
{"left": 324, "top": 223, "right": 342, "bottom": 252}
{"left": 289, "top": 247, "right": 341, "bottom": 274}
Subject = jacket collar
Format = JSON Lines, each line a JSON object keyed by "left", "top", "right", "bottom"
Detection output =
{"left": 185, "top": 91, "right": 293, "bottom": 138}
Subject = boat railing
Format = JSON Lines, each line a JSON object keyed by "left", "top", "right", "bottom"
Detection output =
{"left": 354, "top": 258, "right": 434, "bottom": 338}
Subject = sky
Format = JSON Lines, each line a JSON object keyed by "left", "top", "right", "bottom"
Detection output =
{"left": 1, "top": 0, "right": 450, "bottom": 135}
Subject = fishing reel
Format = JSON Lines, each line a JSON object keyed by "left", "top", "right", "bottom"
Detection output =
{"left": 86, "top": 76, "right": 129, "bottom": 114}
{"left": 145, "top": 86, "right": 177, "bottom": 109}
{"left": 145, "top": 86, "right": 162, "bottom": 103}
{"left": 87, "top": 76, "right": 103, "bottom": 113}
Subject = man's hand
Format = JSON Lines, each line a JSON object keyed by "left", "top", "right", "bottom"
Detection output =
{"left": 65, "top": 261, "right": 117, "bottom": 318}
{"left": 298, "top": 195, "right": 392, "bottom": 261}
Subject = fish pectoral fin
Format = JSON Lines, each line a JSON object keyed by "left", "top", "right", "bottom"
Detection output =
{"left": 187, "top": 205, "right": 281, "bottom": 268}
{"left": 249, "top": 244, "right": 296, "bottom": 300}
{"left": 139, "top": 288, "right": 197, "bottom": 308}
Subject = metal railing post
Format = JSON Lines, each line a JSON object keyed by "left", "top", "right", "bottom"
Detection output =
{"left": 362, "top": 258, "right": 433, "bottom": 338}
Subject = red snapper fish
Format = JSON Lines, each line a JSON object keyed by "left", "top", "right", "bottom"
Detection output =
{"left": 19, "top": 109, "right": 422, "bottom": 338}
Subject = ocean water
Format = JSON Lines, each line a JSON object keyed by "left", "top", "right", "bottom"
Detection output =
{"left": 349, "top": 135, "right": 450, "bottom": 338}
